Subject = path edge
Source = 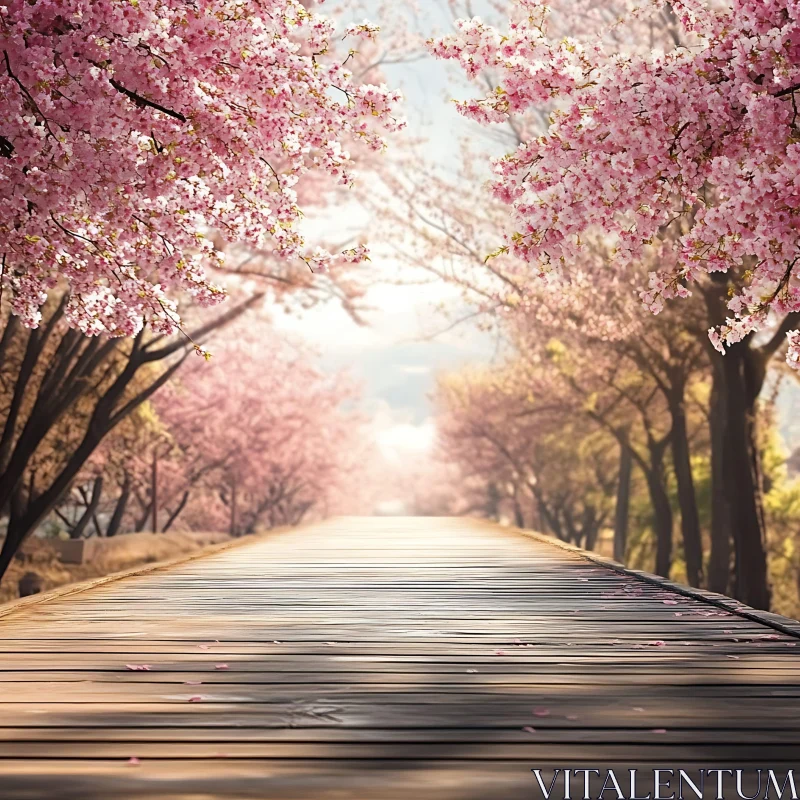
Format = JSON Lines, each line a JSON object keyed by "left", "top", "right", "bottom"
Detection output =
{"left": 514, "top": 526, "right": 800, "bottom": 639}
{"left": 0, "top": 531, "right": 276, "bottom": 623}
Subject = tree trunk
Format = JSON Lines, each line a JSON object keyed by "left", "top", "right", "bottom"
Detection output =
{"left": 644, "top": 451, "right": 672, "bottom": 579}
{"left": 703, "top": 278, "right": 772, "bottom": 610}
{"left": 162, "top": 490, "right": 190, "bottom": 533}
{"left": 718, "top": 342, "right": 771, "bottom": 609}
{"left": 707, "top": 365, "right": 732, "bottom": 595}
{"left": 105, "top": 476, "right": 131, "bottom": 538}
{"left": 668, "top": 392, "right": 704, "bottom": 587}
{"left": 230, "top": 479, "right": 238, "bottom": 537}
{"left": 613, "top": 443, "right": 632, "bottom": 563}
{"left": 69, "top": 476, "right": 103, "bottom": 540}
{"left": 151, "top": 450, "right": 158, "bottom": 534}
{"left": 134, "top": 501, "right": 152, "bottom": 533}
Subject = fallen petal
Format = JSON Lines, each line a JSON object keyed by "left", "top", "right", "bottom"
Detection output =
{"left": 125, "top": 664, "right": 151, "bottom": 671}
{"left": 532, "top": 708, "right": 550, "bottom": 717}
{"left": 127, "top": 757, "right": 140, "bottom": 766}
{"left": 651, "top": 729, "right": 668, "bottom": 734}
{"left": 188, "top": 695, "right": 204, "bottom": 702}
{"left": 522, "top": 726, "right": 536, "bottom": 734}
{"left": 214, "top": 664, "right": 229, "bottom": 670}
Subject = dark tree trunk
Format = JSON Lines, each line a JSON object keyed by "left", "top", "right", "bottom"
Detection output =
{"left": 105, "top": 476, "right": 131, "bottom": 538}
{"left": 707, "top": 365, "right": 732, "bottom": 594}
{"left": 69, "top": 476, "right": 103, "bottom": 540}
{"left": 613, "top": 443, "right": 632, "bottom": 563}
{"left": 162, "top": 490, "right": 190, "bottom": 534}
{"left": 134, "top": 501, "right": 152, "bottom": 533}
{"left": 230, "top": 479, "right": 238, "bottom": 536}
{"left": 668, "top": 391, "right": 703, "bottom": 587}
{"left": 644, "top": 448, "right": 672, "bottom": 579}
{"left": 703, "top": 278, "right": 772, "bottom": 610}
{"left": 718, "top": 342, "right": 771, "bottom": 609}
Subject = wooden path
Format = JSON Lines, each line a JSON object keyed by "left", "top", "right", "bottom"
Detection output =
{"left": 0, "top": 517, "right": 799, "bottom": 799}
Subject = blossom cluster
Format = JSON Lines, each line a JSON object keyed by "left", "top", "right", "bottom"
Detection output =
{"left": 431, "top": 0, "right": 800, "bottom": 367}
{"left": 1, "top": 0, "right": 403, "bottom": 335}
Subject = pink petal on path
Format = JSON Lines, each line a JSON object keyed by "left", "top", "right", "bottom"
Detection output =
{"left": 532, "top": 708, "right": 550, "bottom": 717}
{"left": 125, "top": 664, "right": 151, "bottom": 671}
{"left": 662, "top": 600, "right": 679, "bottom": 606}
{"left": 214, "top": 664, "right": 229, "bottom": 670}
{"left": 522, "top": 727, "right": 536, "bottom": 734}
{"left": 188, "top": 695, "right": 204, "bottom": 702}
{"left": 184, "top": 680, "right": 202, "bottom": 685}
{"left": 127, "top": 757, "right": 140, "bottom": 766}
{"left": 647, "top": 640, "right": 667, "bottom": 647}
{"left": 651, "top": 729, "right": 668, "bottom": 734}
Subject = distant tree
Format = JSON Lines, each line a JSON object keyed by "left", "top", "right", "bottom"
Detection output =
{"left": 0, "top": 291, "right": 261, "bottom": 580}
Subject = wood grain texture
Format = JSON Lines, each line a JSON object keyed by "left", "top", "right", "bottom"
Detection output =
{"left": 0, "top": 516, "right": 799, "bottom": 799}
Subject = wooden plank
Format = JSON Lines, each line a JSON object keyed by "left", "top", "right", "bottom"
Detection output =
{"left": 0, "top": 516, "right": 799, "bottom": 799}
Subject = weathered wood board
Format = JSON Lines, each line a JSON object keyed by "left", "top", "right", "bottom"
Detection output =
{"left": 0, "top": 517, "right": 798, "bottom": 799}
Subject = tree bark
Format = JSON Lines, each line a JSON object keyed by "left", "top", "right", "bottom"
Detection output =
{"left": 105, "top": 475, "right": 131, "bottom": 538}
{"left": 718, "top": 341, "right": 771, "bottom": 609}
{"left": 668, "top": 391, "right": 704, "bottom": 587}
{"left": 134, "top": 500, "right": 152, "bottom": 533}
{"left": 707, "top": 364, "right": 732, "bottom": 594}
{"left": 644, "top": 448, "right": 672, "bottom": 579}
{"left": 162, "top": 490, "right": 189, "bottom": 533}
{"left": 703, "top": 278, "right": 773, "bottom": 610}
{"left": 69, "top": 476, "right": 103, "bottom": 540}
{"left": 230, "top": 479, "right": 238, "bottom": 537}
{"left": 613, "top": 443, "right": 632, "bottom": 563}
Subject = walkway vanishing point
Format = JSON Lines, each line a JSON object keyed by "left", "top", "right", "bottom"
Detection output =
{"left": 1, "top": 517, "right": 800, "bottom": 800}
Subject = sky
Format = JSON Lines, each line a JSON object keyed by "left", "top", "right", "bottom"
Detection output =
{"left": 273, "top": 2, "right": 503, "bottom": 490}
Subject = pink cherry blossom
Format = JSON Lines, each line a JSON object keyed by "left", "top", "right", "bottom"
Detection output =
{"left": 1, "top": 0, "right": 403, "bottom": 335}
{"left": 430, "top": 0, "right": 800, "bottom": 368}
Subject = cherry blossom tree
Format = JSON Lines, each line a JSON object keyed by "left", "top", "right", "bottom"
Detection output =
{"left": 151, "top": 322, "right": 371, "bottom": 534}
{"left": 1, "top": 0, "right": 403, "bottom": 336}
{"left": 0, "top": 289, "right": 261, "bottom": 580}
{"left": 430, "top": 0, "right": 800, "bottom": 608}
{"left": 435, "top": 361, "right": 618, "bottom": 549}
